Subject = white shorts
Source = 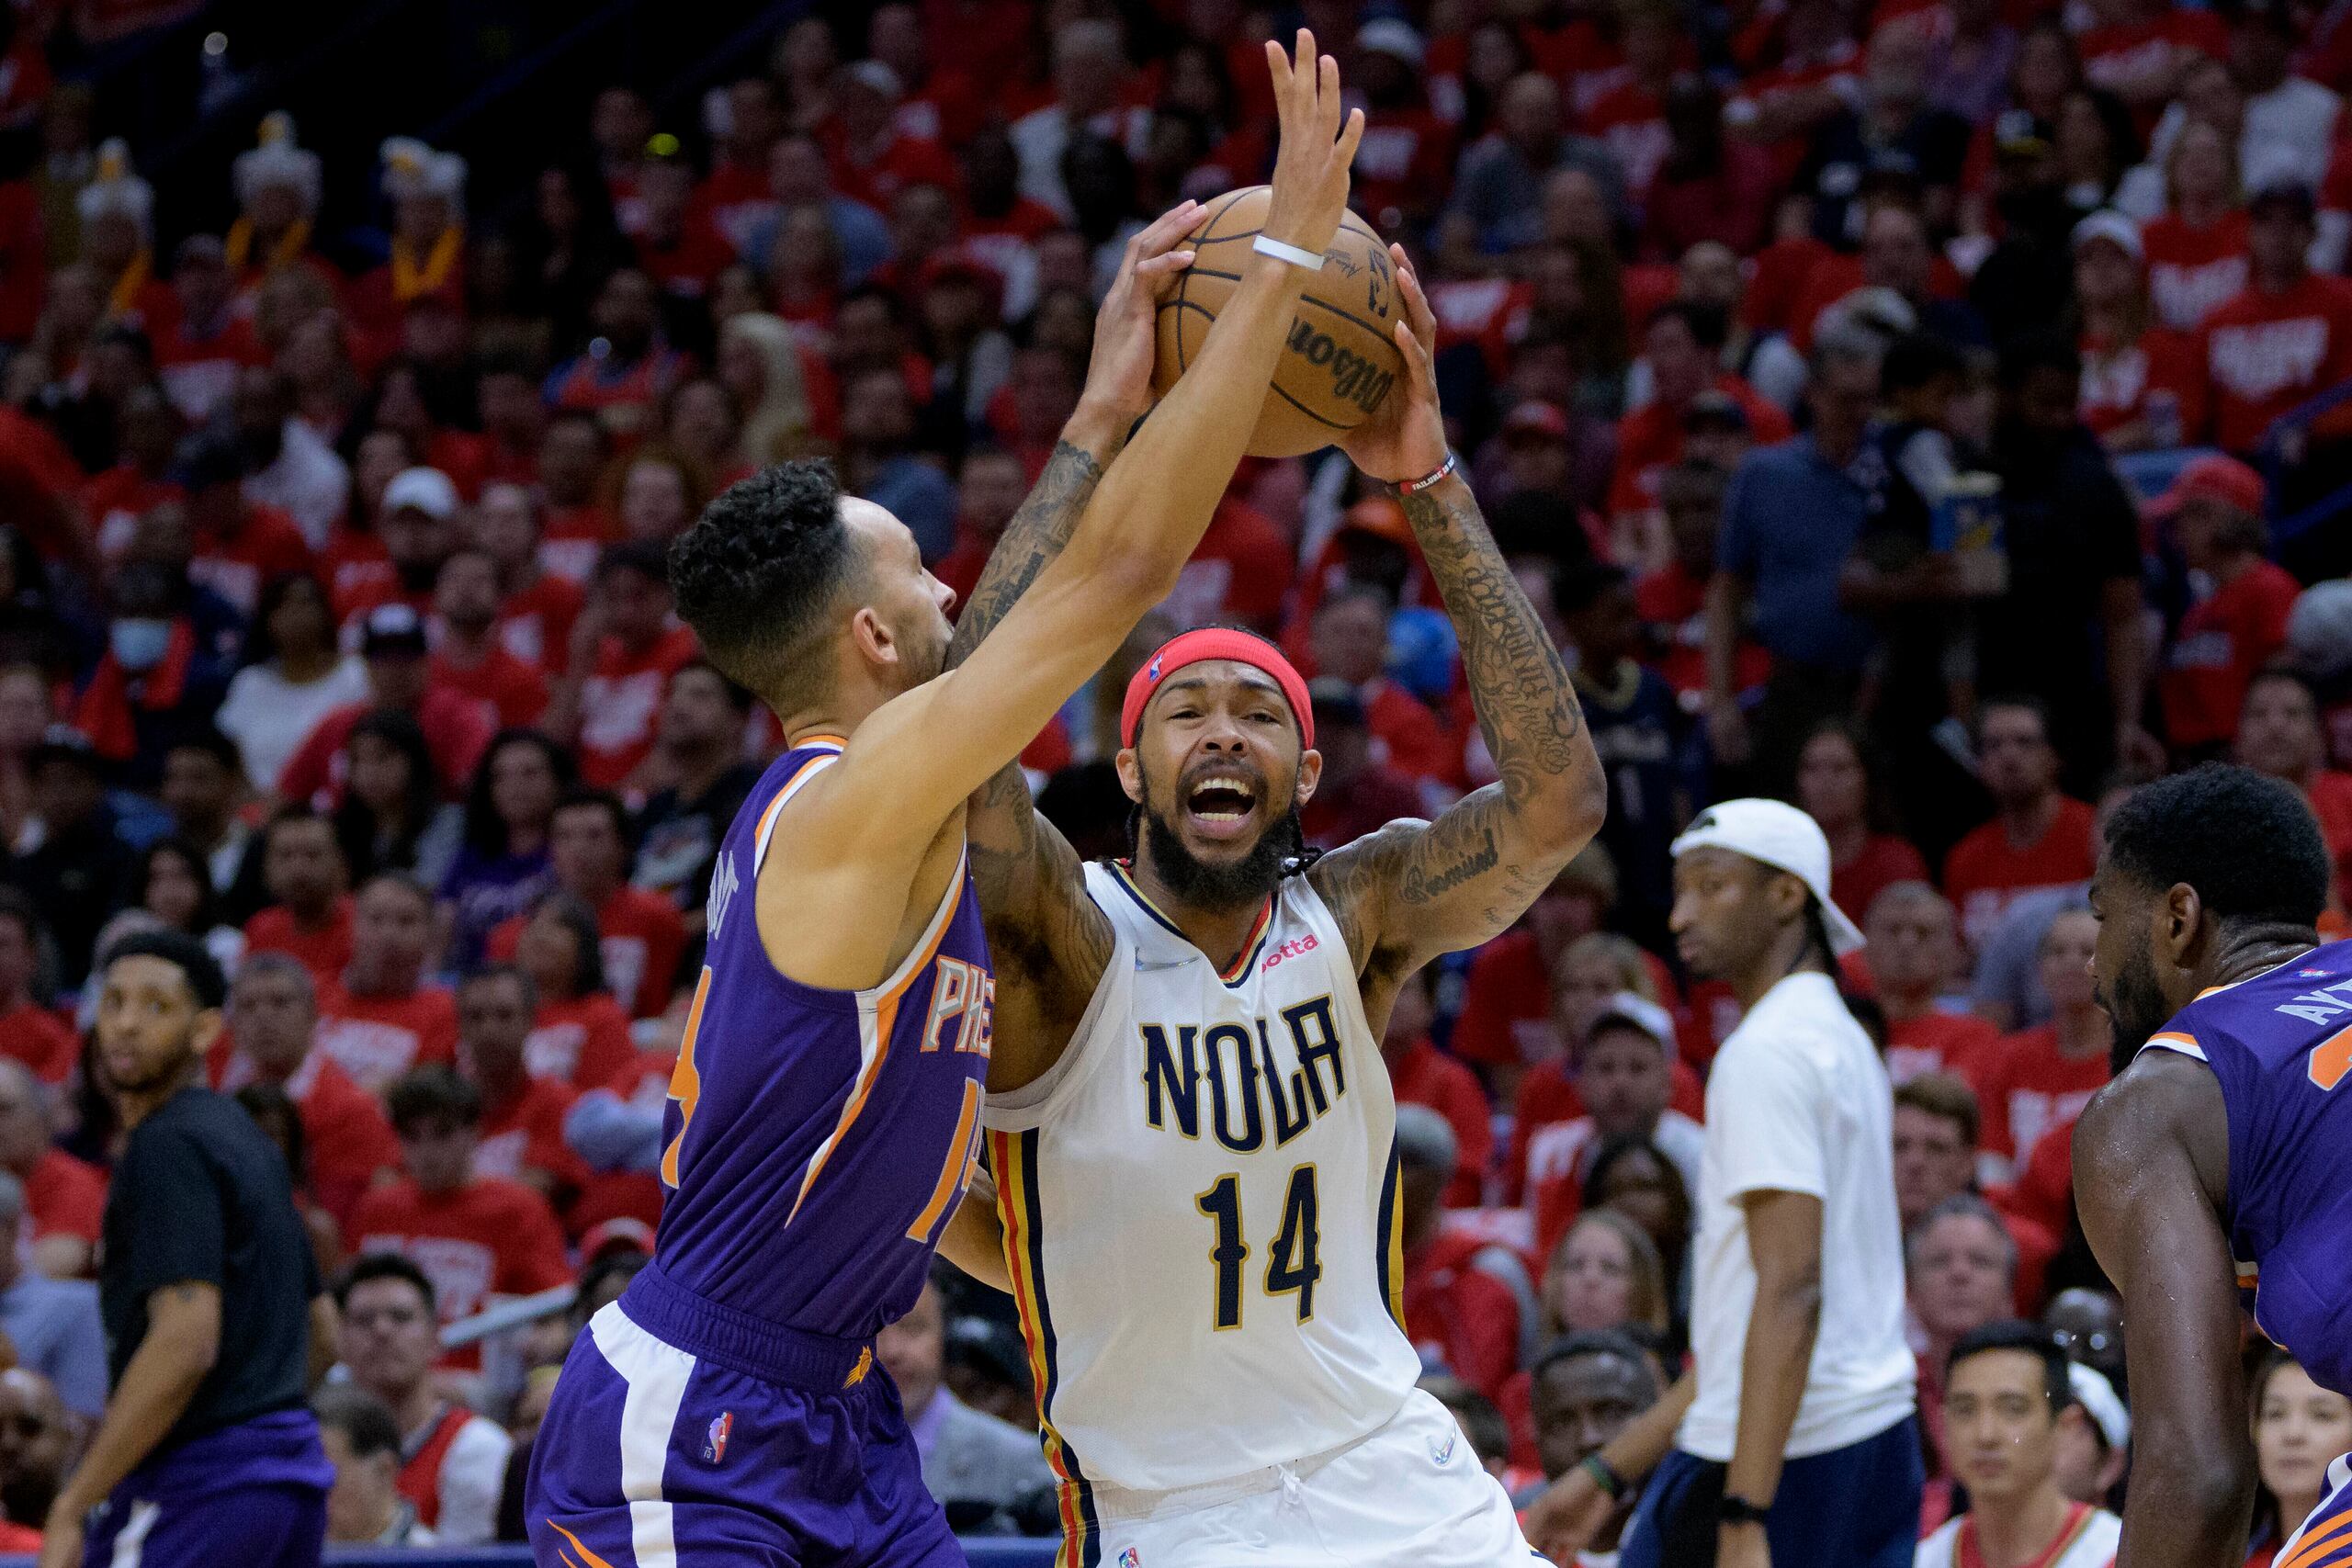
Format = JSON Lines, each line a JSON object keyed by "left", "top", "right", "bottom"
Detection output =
{"left": 1080, "top": 1389, "right": 1542, "bottom": 1568}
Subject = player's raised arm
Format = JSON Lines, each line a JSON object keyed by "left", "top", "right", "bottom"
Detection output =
{"left": 2074, "top": 1055, "right": 2255, "bottom": 1568}
{"left": 1308, "top": 248, "right": 1608, "bottom": 987}
{"left": 825, "top": 31, "right": 1363, "bottom": 847}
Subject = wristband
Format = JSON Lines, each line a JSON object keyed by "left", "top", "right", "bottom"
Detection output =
{"left": 1251, "top": 232, "right": 1327, "bottom": 271}
{"left": 1580, "top": 1454, "right": 1625, "bottom": 1500}
{"left": 1393, "top": 451, "right": 1458, "bottom": 496}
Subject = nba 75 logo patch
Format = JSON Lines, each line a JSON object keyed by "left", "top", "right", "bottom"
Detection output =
{"left": 705, "top": 1411, "right": 732, "bottom": 1463}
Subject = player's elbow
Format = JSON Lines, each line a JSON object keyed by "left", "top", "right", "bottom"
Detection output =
{"left": 2150, "top": 1434, "right": 2256, "bottom": 1535}
{"left": 1510, "top": 744, "right": 1609, "bottom": 852}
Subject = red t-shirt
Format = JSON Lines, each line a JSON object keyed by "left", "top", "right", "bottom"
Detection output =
{"left": 1452, "top": 931, "right": 1710, "bottom": 1075}
{"left": 820, "top": 127, "right": 959, "bottom": 212}
{"left": 2143, "top": 210, "right": 2251, "bottom": 333}
{"left": 211, "top": 1043, "right": 403, "bottom": 1231}
{"left": 430, "top": 646, "right": 549, "bottom": 730}
{"left": 85, "top": 466, "right": 181, "bottom": 558}
{"left": 1351, "top": 107, "right": 1455, "bottom": 228}
{"left": 313, "top": 981, "right": 460, "bottom": 1096}
{"left": 1884, "top": 1008, "right": 2004, "bottom": 1087}
{"left": 2079, "top": 10, "right": 2229, "bottom": 107}
{"left": 1609, "top": 378, "right": 1792, "bottom": 521}
{"left": 1943, "top": 797, "right": 2098, "bottom": 948}
{"left": 1165, "top": 498, "right": 1295, "bottom": 632}
{"left": 1387, "top": 1037, "right": 1493, "bottom": 1208}
{"left": 0, "top": 1003, "right": 78, "bottom": 1085}
{"left": 2160, "top": 559, "right": 2302, "bottom": 750}
{"left": 23, "top": 1147, "right": 104, "bottom": 1246}
{"left": 322, "top": 527, "right": 395, "bottom": 619}
{"left": 490, "top": 885, "right": 686, "bottom": 1020}
{"left": 1363, "top": 680, "right": 1457, "bottom": 789}
{"left": 473, "top": 1073, "right": 587, "bottom": 1192}
{"left": 1583, "top": 82, "right": 1671, "bottom": 197}
{"left": 2079, "top": 326, "right": 2207, "bottom": 444}
{"left": 1972, "top": 1024, "right": 2111, "bottom": 1168}
{"left": 1832, "top": 834, "right": 1931, "bottom": 932}
{"left": 349, "top": 1177, "right": 571, "bottom": 1326}
{"left": 539, "top": 503, "right": 616, "bottom": 585}
{"left": 1635, "top": 559, "right": 1771, "bottom": 704}
{"left": 243, "top": 897, "right": 356, "bottom": 987}
{"left": 495, "top": 573, "right": 586, "bottom": 672}
{"left": 1505, "top": 1055, "right": 1707, "bottom": 1206}
{"left": 191, "top": 505, "right": 314, "bottom": 619}
{"left": 577, "top": 625, "right": 700, "bottom": 789}
{"left": 2201, "top": 274, "right": 2352, "bottom": 453}
{"left": 1402, "top": 1228, "right": 1522, "bottom": 1405}
{"left": 278, "top": 687, "right": 498, "bottom": 805}
{"left": 520, "top": 993, "right": 640, "bottom": 1092}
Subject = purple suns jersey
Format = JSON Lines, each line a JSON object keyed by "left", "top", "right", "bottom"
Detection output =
{"left": 2144, "top": 938, "right": 2352, "bottom": 1396}
{"left": 651, "top": 737, "right": 994, "bottom": 1341}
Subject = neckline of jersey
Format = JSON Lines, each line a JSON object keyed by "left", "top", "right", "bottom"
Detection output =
{"left": 1107, "top": 860, "right": 1275, "bottom": 986}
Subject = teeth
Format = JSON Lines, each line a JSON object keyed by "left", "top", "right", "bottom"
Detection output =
{"left": 1190, "top": 774, "right": 1255, "bottom": 799}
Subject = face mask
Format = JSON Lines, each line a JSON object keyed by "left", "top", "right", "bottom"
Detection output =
{"left": 109, "top": 618, "right": 172, "bottom": 673}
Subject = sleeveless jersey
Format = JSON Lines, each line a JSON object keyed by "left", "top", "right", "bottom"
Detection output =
{"left": 983, "top": 860, "right": 1423, "bottom": 1505}
{"left": 2142, "top": 938, "right": 2352, "bottom": 1395}
{"left": 652, "top": 739, "right": 993, "bottom": 1341}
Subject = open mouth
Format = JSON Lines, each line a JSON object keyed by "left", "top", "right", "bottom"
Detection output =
{"left": 1184, "top": 773, "right": 1260, "bottom": 840}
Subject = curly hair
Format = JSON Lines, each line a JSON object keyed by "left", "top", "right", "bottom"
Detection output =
{"left": 2100, "top": 762, "right": 2329, "bottom": 930}
{"left": 667, "top": 459, "right": 858, "bottom": 711}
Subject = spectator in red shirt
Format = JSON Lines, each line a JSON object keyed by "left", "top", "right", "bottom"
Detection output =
{"left": 630, "top": 148, "right": 733, "bottom": 306}
{"left": 277, "top": 603, "right": 498, "bottom": 805}
{"left": 1396, "top": 1105, "right": 1522, "bottom": 1405}
{"left": 534, "top": 413, "right": 616, "bottom": 585}
{"left": 153, "top": 234, "right": 265, "bottom": 423}
{"left": 1894, "top": 1074, "right": 1984, "bottom": 1233}
{"left": 1972, "top": 908, "right": 2111, "bottom": 1182}
{"left": 1307, "top": 588, "right": 1453, "bottom": 789}
{"left": 1942, "top": 698, "right": 2098, "bottom": 949}
{"left": 1794, "top": 720, "right": 1931, "bottom": 926}
{"left": 0, "top": 893, "right": 74, "bottom": 1086}
{"left": 333, "top": 1254, "right": 513, "bottom": 1544}
{"left": 455, "top": 964, "right": 585, "bottom": 1203}
{"left": 429, "top": 548, "right": 549, "bottom": 729}
{"left": 510, "top": 893, "right": 641, "bottom": 1093}
{"left": 554, "top": 542, "right": 699, "bottom": 790}
{"left": 932, "top": 445, "right": 1027, "bottom": 608}
{"left": 2155, "top": 456, "right": 2300, "bottom": 755}
{"left": 2073, "top": 209, "right": 2206, "bottom": 452}
{"left": 822, "top": 61, "right": 959, "bottom": 212}
{"left": 1451, "top": 850, "right": 1621, "bottom": 1091}
{"left": 1299, "top": 680, "right": 1427, "bottom": 852}
{"left": 2201, "top": 182, "right": 2352, "bottom": 456}
{"left": 1864, "top": 881, "right": 2004, "bottom": 1083}
{"left": 0, "top": 1059, "right": 103, "bottom": 1279}
{"left": 2236, "top": 667, "right": 2352, "bottom": 899}
{"left": 314, "top": 874, "right": 458, "bottom": 1094}
{"left": 351, "top": 1065, "right": 571, "bottom": 1342}
{"left": 1381, "top": 970, "right": 1490, "bottom": 1208}
{"left": 490, "top": 790, "right": 684, "bottom": 1020}
{"left": 1646, "top": 79, "right": 1781, "bottom": 260}
{"left": 334, "top": 466, "right": 458, "bottom": 632}
{"left": 473, "top": 483, "right": 583, "bottom": 672}
{"left": 217, "top": 953, "right": 401, "bottom": 1232}
{"left": 2143, "top": 120, "right": 2249, "bottom": 333}
{"left": 1525, "top": 996, "right": 1708, "bottom": 1262}
{"left": 242, "top": 807, "right": 357, "bottom": 985}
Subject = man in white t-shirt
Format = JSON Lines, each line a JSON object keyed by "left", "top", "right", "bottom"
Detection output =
{"left": 1529, "top": 798, "right": 1919, "bottom": 1568}
{"left": 1916, "top": 1322, "right": 2120, "bottom": 1567}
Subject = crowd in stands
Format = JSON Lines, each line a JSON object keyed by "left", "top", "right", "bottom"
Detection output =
{"left": 0, "top": 0, "right": 2346, "bottom": 1556}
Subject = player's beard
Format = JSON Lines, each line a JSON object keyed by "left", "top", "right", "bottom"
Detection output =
{"left": 2098, "top": 941, "right": 2170, "bottom": 1073}
{"left": 1140, "top": 800, "right": 1305, "bottom": 912}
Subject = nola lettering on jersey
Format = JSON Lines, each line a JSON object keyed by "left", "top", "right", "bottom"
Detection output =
{"left": 1140, "top": 996, "right": 1348, "bottom": 1154}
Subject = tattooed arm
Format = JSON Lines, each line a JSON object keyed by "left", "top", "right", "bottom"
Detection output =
{"left": 1308, "top": 249, "right": 1606, "bottom": 1002}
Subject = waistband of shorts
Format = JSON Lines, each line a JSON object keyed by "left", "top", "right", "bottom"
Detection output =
{"left": 1083, "top": 1412, "right": 1393, "bottom": 1523}
{"left": 619, "top": 1261, "right": 876, "bottom": 1391}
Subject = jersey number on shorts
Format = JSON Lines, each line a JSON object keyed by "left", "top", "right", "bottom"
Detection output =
{"left": 1194, "top": 1165, "right": 1322, "bottom": 1329}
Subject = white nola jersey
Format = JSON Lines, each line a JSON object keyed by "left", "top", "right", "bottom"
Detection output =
{"left": 984, "top": 860, "right": 1424, "bottom": 1495}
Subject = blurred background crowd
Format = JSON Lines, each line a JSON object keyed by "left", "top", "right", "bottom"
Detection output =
{"left": 0, "top": 0, "right": 2345, "bottom": 1556}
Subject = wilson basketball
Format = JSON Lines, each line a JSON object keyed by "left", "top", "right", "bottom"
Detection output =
{"left": 1153, "top": 187, "right": 1405, "bottom": 458}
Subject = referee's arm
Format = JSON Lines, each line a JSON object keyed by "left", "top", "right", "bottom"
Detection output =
{"left": 1722, "top": 1190, "right": 1824, "bottom": 1528}
{"left": 42, "top": 1281, "right": 220, "bottom": 1550}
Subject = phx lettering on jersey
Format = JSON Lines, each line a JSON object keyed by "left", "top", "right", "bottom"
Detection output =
{"left": 1140, "top": 995, "right": 1347, "bottom": 1153}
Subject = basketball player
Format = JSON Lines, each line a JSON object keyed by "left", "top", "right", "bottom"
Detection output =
{"left": 524, "top": 34, "right": 1366, "bottom": 1568}
{"left": 2074, "top": 762, "right": 2352, "bottom": 1568}
{"left": 949, "top": 242, "right": 1607, "bottom": 1564}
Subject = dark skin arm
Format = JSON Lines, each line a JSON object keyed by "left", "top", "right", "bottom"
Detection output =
{"left": 2074, "top": 1050, "right": 2253, "bottom": 1568}
{"left": 1309, "top": 249, "right": 1606, "bottom": 1027}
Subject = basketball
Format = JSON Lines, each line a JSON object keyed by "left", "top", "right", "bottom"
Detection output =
{"left": 1153, "top": 186, "right": 1406, "bottom": 459}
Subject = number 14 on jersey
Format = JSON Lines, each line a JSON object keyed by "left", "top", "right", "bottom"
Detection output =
{"left": 1196, "top": 1165, "right": 1322, "bottom": 1330}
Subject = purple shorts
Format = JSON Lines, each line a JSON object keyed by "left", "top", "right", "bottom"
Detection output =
{"left": 82, "top": 1410, "right": 331, "bottom": 1568}
{"left": 526, "top": 1267, "right": 963, "bottom": 1568}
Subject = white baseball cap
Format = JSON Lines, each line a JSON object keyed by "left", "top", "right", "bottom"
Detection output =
{"left": 2071, "top": 208, "right": 2143, "bottom": 263}
{"left": 2067, "top": 1361, "right": 2131, "bottom": 1450}
{"left": 383, "top": 466, "right": 459, "bottom": 521}
{"left": 1589, "top": 991, "right": 1679, "bottom": 1059}
{"left": 1670, "top": 797, "right": 1866, "bottom": 954}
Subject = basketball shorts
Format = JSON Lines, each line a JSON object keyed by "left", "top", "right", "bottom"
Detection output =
{"left": 2279, "top": 1454, "right": 2352, "bottom": 1568}
{"left": 1067, "top": 1388, "right": 1543, "bottom": 1568}
{"left": 525, "top": 1263, "right": 963, "bottom": 1568}
{"left": 83, "top": 1409, "right": 332, "bottom": 1568}
{"left": 1617, "top": 1415, "right": 1923, "bottom": 1568}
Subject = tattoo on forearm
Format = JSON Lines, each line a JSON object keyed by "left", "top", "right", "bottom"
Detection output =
{"left": 1398, "top": 479, "right": 1590, "bottom": 807}
{"left": 948, "top": 437, "right": 1110, "bottom": 665}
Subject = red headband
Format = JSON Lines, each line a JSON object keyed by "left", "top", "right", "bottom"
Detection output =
{"left": 1120, "top": 629, "right": 1316, "bottom": 750}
